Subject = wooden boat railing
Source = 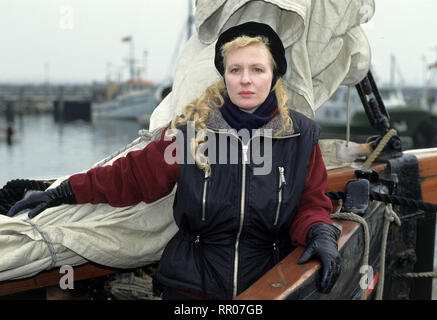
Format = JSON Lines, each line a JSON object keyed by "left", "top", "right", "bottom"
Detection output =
{"left": 237, "top": 148, "right": 437, "bottom": 300}
{"left": 236, "top": 162, "right": 387, "bottom": 300}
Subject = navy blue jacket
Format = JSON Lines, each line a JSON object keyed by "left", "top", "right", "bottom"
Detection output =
{"left": 155, "top": 108, "right": 320, "bottom": 299}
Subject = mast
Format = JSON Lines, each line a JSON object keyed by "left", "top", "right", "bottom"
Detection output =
{"left": 423, "top": 48, "right": 437, "bottom": 110}
{"left": 129, "top": 37, "right": 135, "bottom": 81}
{"left": 390, "top": 54, "right": 396, "bottom": 87}
{"left": 121, "top": 35, "right": 135, "bottom": 81}
{"left": 164, "top": 0, "right": 195, "bottom": 83}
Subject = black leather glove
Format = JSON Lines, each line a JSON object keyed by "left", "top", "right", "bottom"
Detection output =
{"left": 7, "top": 180, "right": 77, "bottom": 218}
{"left": 297, "top": 222, "right": 342, "bottom": 294}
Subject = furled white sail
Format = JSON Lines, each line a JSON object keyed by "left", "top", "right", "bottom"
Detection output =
{"left": 0, "top": 133, "right": 178, "bottom": 281}
{"left": 150, "top": 0, "right": 374, "bottom": 131}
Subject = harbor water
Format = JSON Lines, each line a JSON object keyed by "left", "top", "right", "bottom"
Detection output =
{"left": 1, "top": 114, "right": 142, "bottom": 187}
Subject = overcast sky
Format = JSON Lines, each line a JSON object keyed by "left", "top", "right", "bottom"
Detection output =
{"left": 1, "top": 0, "right": 436, "bottom": 87}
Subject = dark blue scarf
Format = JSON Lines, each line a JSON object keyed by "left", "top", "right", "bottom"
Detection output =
{"left": 220, "top": 92, "right": 278, "bottom": 132}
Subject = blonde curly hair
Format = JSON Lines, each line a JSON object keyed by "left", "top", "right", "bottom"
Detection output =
{"left": 169, "top": 35, "right": 293, "bottom": 173}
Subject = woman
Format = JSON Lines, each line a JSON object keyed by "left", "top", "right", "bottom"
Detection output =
{"left": 7, "top": 22, "right": 341, "bottom": 300}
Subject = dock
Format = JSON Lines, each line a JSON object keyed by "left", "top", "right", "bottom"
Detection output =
{"left": 0, "top": 83, "right": 108, "bottom": 122}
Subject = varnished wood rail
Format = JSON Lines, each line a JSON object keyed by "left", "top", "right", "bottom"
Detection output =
{"left": 0, "top": 263, "right": 120, "bottom": 297}
{"left": 235, "top": 162, "right": 385, "bottom": 300}
{"left": 236, "top": 148, "right": 437, "bottom": 300}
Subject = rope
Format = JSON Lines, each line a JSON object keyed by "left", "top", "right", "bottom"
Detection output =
{"left": 375, "top": 204, "right": 401, "bottom": 300}
{"left": 331, "top": 202, "right": 402, "bottom": 300}
{"left": 92, "top": 128, "right": 158, "bottom": 168}
{"left": 398, "top": 271, "right": 437, "bottom": 278}
{"left": 105, "top": 266, "right": 162, "bottom": 300}
{"left": 346, "top": 86, "right": 351, "bottom": 147}
{"left": 92, "top": 137, "right": 142, "bottom": 168}
{"left": 327, "top": 191, "right": 437, "bottom": 214}
{"left": 0, "top": 179, "right": 50, "bottom": 215}
{"left": 362, "top": 128, "right": 397, "bottom": 168}
{"left": 378, "top": 204, "right": 437, "bottom": 287}
{"left": 370, "top": 191, "right": 437, "bottom": 213}
{"left": 328, "top": 191, "right": 437, "bottom": 298}
{"left": 24, "top": 218, "right": 57, "bottom": 269}
{"left": 330, "top": 200, "right": 370, "bottom": 300}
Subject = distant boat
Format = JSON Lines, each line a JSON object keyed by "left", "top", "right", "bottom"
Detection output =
{"left": 315, "top": 84, "right": 437, "bottom": 149}
{"left": 93, "top": 32, "right": 159, "bottom": 126}
{"left": 92, "top": 79, "right": 158, "bottom": 126}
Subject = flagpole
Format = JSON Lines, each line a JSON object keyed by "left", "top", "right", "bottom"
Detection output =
{"left": 130, "top": 38, "right": 135, "bottom": 81}
{"left": 121, "top": 35, "right": 135, "bottom": 81}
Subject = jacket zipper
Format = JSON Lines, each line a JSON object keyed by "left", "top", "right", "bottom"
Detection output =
{"left": 201, "top": 168, "right": 210, "bottom": 221}
{"left": 206, "top": 128, "right": 300, "bottom": 298}
{"left": 273, "top": 166, "right": 286, "bottom": 226}
{"left": 233, "top": 142, "right": 248, "bottom": 298}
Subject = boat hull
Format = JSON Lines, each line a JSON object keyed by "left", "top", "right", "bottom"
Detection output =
{"left": 92, "top": 88, "right": 157, "bottom": 121}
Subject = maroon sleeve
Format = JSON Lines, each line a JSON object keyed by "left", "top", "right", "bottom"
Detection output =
{"left": 289, "top": 142, "right": 333, "bottom": 246}
{"left": 69, "top": 127, "right": 179, "bottom": 206}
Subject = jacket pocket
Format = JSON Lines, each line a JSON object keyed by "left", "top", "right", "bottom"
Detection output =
{"left": 273, "top": 166, "right": 286, "bottom": 226}
{"left": 201, "top": 168, "right": 211, "bottom": 221}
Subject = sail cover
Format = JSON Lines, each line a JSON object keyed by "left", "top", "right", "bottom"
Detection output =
{"left": 0, "top": 133, "right": 178, "bottom": 281}
{"left": 150, "top": 0, "right": 374, "bottom": 131}
{"left": 0, "top": 0, "right": 374, "bottom": 282}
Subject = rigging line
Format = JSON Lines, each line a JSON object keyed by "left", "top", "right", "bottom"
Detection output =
{"left": 346, "top": 86, "right": 351, "bottom": 147}
{"left": 24, "top": 218, "right": 57, "bottom": 269}
{"left": 165, "top": 20, "right": 190, "bottom": 82}
{"left": 326, "top": 190, "right": 437, "bottom": 213}
{"left": 331, "top": 205, "right": 369, "bottom": 300}
{"left": 362, "top": 129, "right": 397, "bottom": 169}
{"left": 375, "top": 204, "right": 401, "bottom": 300}
{"left": 331, "top": 201, "right": 401, "bottom": 300}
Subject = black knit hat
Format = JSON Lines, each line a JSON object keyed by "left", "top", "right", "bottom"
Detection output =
{"left": 214, "top": 21, "right": 287, "bottom": 77}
